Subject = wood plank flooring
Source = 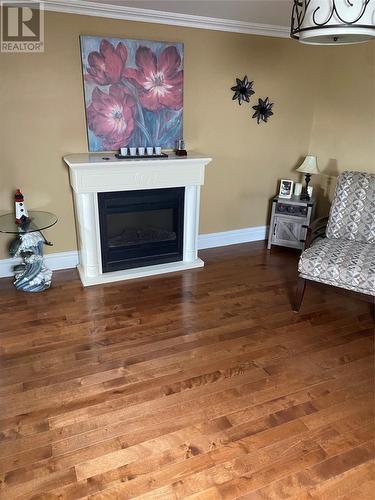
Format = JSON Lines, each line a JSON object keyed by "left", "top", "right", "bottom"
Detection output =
{"left": 0, "top": 242, "right": 373, "bottom": 499}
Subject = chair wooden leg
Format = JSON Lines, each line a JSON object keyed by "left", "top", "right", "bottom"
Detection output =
{"left": 293, "top": 278, "right": 306, "bottom": 313}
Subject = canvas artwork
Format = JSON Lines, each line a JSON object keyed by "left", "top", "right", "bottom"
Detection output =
{"left": 80, "top": 36, "right": 184, "bottom": 152}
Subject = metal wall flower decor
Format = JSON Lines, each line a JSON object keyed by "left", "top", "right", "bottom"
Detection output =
{"left": 231, "top": 75, "right": 255, "bottom": 105}
{"left": 252, "top": 97, "right": 274, "bottom": 124}
{"left": 231, "top": 74, "right": 274, "bottom": 125}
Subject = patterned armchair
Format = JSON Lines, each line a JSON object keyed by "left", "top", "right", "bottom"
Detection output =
{"left": 293, "top": 171, "right": 375, "bottom": 312}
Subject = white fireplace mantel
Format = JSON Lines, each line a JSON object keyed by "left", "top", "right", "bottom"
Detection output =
{"left": 64, "top": 152, "right": 212, "bottom": 286}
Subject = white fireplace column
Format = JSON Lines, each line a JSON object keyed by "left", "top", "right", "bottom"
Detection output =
{"left": 183, "top": 185, "right": 201, "bottom": 263}
{"left": 64, "top": 152, "right": 212, "bottom": 286}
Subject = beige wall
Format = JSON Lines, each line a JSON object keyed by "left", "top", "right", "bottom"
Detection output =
{"left": 308, "top": 43, "right": 375, "bottom": 214}
{"left": 0, "top": 11, "right": 373, "bottom": 258}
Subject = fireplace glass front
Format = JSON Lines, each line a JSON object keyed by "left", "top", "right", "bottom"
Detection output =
{"left": 98, "top": 188, "right": 185, "bottom": 273}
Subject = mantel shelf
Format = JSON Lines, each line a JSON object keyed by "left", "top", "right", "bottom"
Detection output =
{"left": 64, "top": 152, "right": 212, "bottom": 194}
{"left": 64, "top": 152, "right": 212, "bottom": 167}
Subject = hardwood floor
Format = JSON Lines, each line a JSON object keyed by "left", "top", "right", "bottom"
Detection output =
{"left": 0, "top": 242, "right": 373, "bottom": 499}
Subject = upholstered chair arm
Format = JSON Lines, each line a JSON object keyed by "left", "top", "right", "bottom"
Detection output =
{"left": 305, "top": 216, "right": 329, "bottom": 249}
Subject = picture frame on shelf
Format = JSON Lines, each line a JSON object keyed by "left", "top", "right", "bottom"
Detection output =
{"left": 279, "top": 179, "right": 294, "bottom": 199}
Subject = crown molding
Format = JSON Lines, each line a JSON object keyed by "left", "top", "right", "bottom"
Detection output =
{"left": 42, "top": 0, "right": 290, "bottom": 38}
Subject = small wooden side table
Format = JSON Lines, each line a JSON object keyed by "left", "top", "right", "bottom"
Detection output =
{"left": 267, "top": 195, "right": 315, "bottom": 251}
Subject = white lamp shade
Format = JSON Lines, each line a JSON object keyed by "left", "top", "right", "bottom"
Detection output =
{"left": 296, "top": 155, "right": 319, "bottom": 175}
{"left": 293, "top": 0, "right": 375, "bottom": 45}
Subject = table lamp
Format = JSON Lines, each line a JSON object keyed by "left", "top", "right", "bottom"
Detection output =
{"left": 296, "top": 155, "right": 319, "bottom": 200}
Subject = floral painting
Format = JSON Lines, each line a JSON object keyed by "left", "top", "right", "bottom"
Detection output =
{"left": 80, "top": 36, "right": 183, "bottom": 152}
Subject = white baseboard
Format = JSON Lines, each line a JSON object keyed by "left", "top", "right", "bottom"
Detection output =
{"left": 0, "top": 251, "right": 79, "bottom": 278}
{"left": 0, "top": 226, "right": 267, "bottom": 278}
{"left": 198, "top": 225, "right": 268, "bottom": 250}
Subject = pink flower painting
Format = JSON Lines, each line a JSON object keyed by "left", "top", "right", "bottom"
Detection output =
{"left": 87, "top": 85, "right": 136, "bottom": 150}
{"left": 80, "top": 36, "right": 184, "bottom": 152}
{"left": 125, "top": 46, "right": 183, "bottom": 111}
{"left": 86, "top": 40, "right": 128, "bottom": 86}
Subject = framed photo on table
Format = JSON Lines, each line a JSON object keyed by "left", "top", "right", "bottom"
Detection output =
{"left": 279, "top": 179, "right": 294, "bottom": 199}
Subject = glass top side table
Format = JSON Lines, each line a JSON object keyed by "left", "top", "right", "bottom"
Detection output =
{"left": 0, "top": 211, "right": 57, "bottom": 234}
{"left": 0, "top": 210, "right": 58, "bottom": 292}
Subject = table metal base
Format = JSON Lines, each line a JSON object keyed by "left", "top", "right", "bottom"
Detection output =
{"left": 12, "top": 232, "right": 52, "bottom": 292}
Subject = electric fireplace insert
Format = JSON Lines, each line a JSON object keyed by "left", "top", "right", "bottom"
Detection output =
{"left": 98, "top": 187, "right": 185, "bottom": 273}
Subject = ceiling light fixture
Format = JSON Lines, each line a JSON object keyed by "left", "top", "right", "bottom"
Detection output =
{"left": 291, "top": 0, "right": 375, "bottom": 45}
